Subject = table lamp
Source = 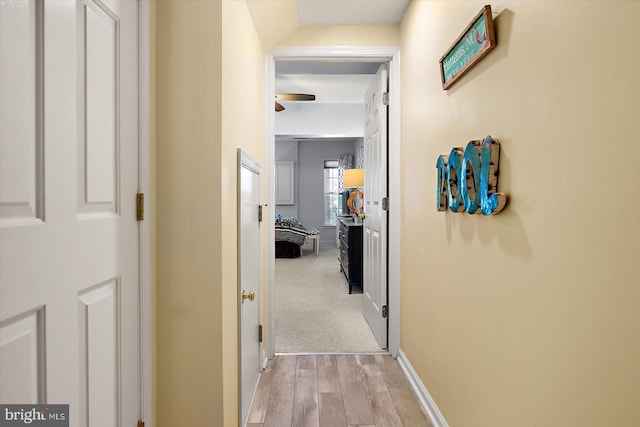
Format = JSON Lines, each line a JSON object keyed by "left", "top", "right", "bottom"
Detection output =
{"left": 344, "top": 168, "right": 364, "bottom": 220}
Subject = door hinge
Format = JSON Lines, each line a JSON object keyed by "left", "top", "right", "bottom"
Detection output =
{"left": 382, "top": 305, "right": 389, "bottom": 318}
{"left": 136, "top": 193, "right": 144, "bottom": 221}
{"left": 381, "top": 197, "right": 389, "bottom": 211}
{"left": 258, "top": 204, "right": 268, "bottom": 222}
{"left": 382, "top": 92, "right": 390, "bottom": 106}
{"left": 258, "top": 324, "right": 263, "bottom": 343}
{"left": 137, "top": 421, "right": 145, "bottom": 427}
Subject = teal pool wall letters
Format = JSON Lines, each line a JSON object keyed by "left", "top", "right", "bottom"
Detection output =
{"left": 446, "top": 147, "right": 465, "bottom": 212}
{"left": 436, "top": 136, "right": 507, "bottom": 215}
{"left": 435, "top": 155, "right": 448, "bottom": 211}
{"left": 461, "top": 141, "right": 482, "bottom": 213}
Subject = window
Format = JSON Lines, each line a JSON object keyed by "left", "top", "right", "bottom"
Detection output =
{"left": 323, "top": 160, "right": 339, "bottom": 226}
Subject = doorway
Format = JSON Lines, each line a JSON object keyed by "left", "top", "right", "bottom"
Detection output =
{"left": 264, "top": 46, "right": 401, "bottom": 360}
{"left": 272, "top": 63, "right": 382, "bottom": 353}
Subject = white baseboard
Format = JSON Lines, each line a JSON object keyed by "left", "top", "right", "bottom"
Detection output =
{"left": 397, "top": 349, "right": 449, "bottom": 427}
{"left": 244, "top": 350, "right": 270, "bottom": 427}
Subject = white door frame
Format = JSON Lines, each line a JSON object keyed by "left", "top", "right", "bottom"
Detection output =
{"left": 138, "top": 0, "right": 153, "bottom": 425}
{"left": 263, "top": 46, "right": 401, "bottom": 359}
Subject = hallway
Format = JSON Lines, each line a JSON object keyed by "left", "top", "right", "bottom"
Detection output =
{"left": 247, "top": 354, "right": 432, "bottom": 426}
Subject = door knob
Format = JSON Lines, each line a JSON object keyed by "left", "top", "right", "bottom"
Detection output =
{"left": 242, "top": 290, "right": 255, "bottom": 302}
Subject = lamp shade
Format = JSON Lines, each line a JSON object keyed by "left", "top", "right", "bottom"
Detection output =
{"left": 344, "top": 168, "right": 364, "bottom": 188}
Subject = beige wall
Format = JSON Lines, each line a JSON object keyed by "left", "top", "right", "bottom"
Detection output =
{"left": 246, "top": 0, "right": 299, "bottom": 51}
{"left": 400, "top": 1, "right": 640, "bottom": 426}
{"left": 221, "top": 1, "right": 265, "bottom": 425}
{"left": 154, "top": 1, "right": 264, "bottom": 425}
{"left": 155, "top": 1, "right": 224, "bottom": 425}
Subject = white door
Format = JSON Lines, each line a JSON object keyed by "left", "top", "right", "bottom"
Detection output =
{"left": 238, "top": 149, "right": 262, "bottom": 426}
{"left": 363, "top": 65, "right": 388, "bottom": 348}
{"left": 0, "top": 1, "right": 140, "bottom": 426}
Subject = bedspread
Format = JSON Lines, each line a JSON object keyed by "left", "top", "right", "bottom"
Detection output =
{"left": 275, "top": 215, "right": 319, "bottom": 246}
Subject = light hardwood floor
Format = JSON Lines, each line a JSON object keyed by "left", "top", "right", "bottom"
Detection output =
{"left": 247, "top": 354, "right": 433, "bottom": 427}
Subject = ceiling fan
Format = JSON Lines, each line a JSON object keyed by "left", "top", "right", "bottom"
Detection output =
{"left": 274, "top": 93, "right": 315, "bottom": 112}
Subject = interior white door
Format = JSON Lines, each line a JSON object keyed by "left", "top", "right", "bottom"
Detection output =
{"left": 0, "top": 1, "right": 140, "bottom": 426}
{"left": 238, "top": 149, "right": 262, "bottom": 426}
{"left": 363, "top": 64, "right": 388, "bottom": 348}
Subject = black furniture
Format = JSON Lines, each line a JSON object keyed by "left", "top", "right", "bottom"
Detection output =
{"left": 338, "top": 218, "right": 363, "bottom": 294}
{"left": 275, "top": 241, "right": 301, "bottom": 258}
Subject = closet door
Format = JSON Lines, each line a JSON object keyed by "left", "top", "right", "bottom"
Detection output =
{"left": 0, "top": 1, "right": 141, "bottom": 426}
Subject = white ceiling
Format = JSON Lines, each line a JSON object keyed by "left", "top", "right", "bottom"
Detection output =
{"left": 297, "top": 0, "right": 410, "bottom": 26}
{"left": 276, "top": 74, "right": 375, "bottom": 103}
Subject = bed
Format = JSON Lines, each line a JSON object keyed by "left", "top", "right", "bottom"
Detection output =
{"left": 275, "top": 215, "right": 320, "bottom": 258}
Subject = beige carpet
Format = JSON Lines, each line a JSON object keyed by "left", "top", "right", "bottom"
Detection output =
{"left": 274, "top": 241, "right": 383, "bottom": 353}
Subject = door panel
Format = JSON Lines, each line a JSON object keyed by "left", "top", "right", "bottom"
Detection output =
{"left": 275, "top": 160, "right": 294, "bottom": 205}
{"left": 85, "top": 3, "right": 117, "bottom": 204}
{"left": 78, "top": 279, "right": 119, "bottom": 427}
{"left": 363, "top": 65, "right": 388, "bottom": 348}
{"left": 0, "top": 0, "right": 43, "bottom": 224}
{"left": 239, "top": 150, "right": 262, "bottom": 425}
{"left": 79, "top": 0, "right": 119, "bottom": 215}
{"left": 0, "top": 309, "right": 45, "bottom": 404}
{"left": 0, "top": 1, "right": 140, "bottom": 426}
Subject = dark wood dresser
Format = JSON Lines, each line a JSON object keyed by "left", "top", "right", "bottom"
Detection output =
{"left": 338, "top": 218, "right": 363, "bottom": 293}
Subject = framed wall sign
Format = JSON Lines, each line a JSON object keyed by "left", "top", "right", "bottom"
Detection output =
{"left": 439, "top": 5, "right": 497, "bottom": 90}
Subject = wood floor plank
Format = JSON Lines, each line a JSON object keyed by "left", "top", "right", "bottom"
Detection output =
{"left": 318, "top": 392, "right": 348, "bottom": 427}
{"left": 390, "top": 387, "right": 433, "bottom": 427}
{"left": 248, "top": 354, "right": 431, "bottom": 427}
{"left": 247, "top": 360, "right": 275, "bottom": 423}
{"left": 297, "top": 354, "right": 317, "bottom": 370}
{"left": 375, "top": 354, "right": 411, "bottom": 389}
{"left": 292, "top": 356, "right": 319, "bottom": 427}
{"left": 356, "top": 354, "right": 378, "bottom": 365}
{"left": 336, "top": 355, "right": 374, "bottom": 425}
{"left": 317, "top": 355, "right": 341, "bottom": 393}
{"left": 263, "top": 356, "right": 297, "bottom": 427}
{"left": 359, "top": 364, "right": 403, "bottom": 427}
